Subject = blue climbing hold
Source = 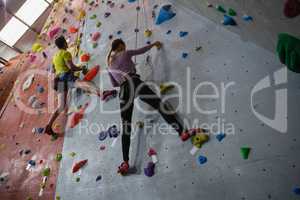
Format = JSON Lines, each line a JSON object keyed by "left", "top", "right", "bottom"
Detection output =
{"left": 98, "top": 131, "right": 108, "bottom": 141}
{"left": 223, "top": 15, "right": 237, "bottom": 26}
{"left": 182, "top": 52, "right": 188, "bottom": 59}
{"left": 294, "top": 187, "right": 300, "bottom": 195}
{"left": 96, "top": 175, "right": 102, "bottom": 182}
{"left": 155, "top": 4, "right": 176, "bottom": 25}
{"left": 216, "top": 132, "right": 226, "bottom": 142}
{"left": 243, "top": 15, "right": 253, "bottom": 21}
{"left": 37, "top": 85, "right": 44, "bottom": 93}
{"left": 166, "top": 30, "right": 172, "bottom": 35}
{"left": 198, "top": 155, "right": 207, "bottom": 165}
{"left": 128, "top": 0, "right": 136, "bottom": 3}
{"left": 108, "top": 125, "right": 119, "bottom": 138}
{"left": 179, "top": 31, "right": 188, "bottom": 38}
{"left": 36, "top": 127, "right": 44, "bottom": 134}
{"left": 28, "top": 160, "right": 36, "bottom": 166}
{"left": 117, "top": 30, "right": 122, "bottom": 35}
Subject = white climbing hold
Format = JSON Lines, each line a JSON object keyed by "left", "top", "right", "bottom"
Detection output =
{"left": 22, "top": 74, "right": 35, "bottom": 91}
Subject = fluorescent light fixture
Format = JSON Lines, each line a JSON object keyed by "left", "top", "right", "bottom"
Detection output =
{"left": 15, "top": 0, "right": 49, "bottom": 26}
{"left": 0, "top": 17, "right": 28, "bottom": 46}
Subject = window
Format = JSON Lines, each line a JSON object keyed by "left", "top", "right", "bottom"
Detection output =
{"left": 15, "top": 0, "right": 49, "bottom": 26}
{"left": 0, "top": 17, "right": 28, "bottom": 46}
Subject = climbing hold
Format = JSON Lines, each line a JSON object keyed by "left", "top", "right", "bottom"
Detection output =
{"left": 207, "top": 3, "right": 213, "bottom": 7}
{"left": 195, "top": 46, "right": 202, "bottom": 51}
{"left": 134, "top": 28, "right": 139, "bottom": 33}
{"left": 104, "top": 12, "right": 111, "bottom": 18}
{"left": 90, "top": 14, "right": 97, "bottom": 20}
{"left": 28, "top": 160, "right": 36, "bottom": 166}
{"left": 42, "top": 52, "right": 47, "bottom": 59}
{"left": 68, "top": 103, "right": 89, "bottom": 128}
{"left": 166, "top": 30, "right": 172, "bottom": 35}
{"left": 240, "top": 147, "right": 251, "bottom": 159}
{"left": 216, "top": 132, "right": 226, "bottom": 142}
{"left": 29, "top": 54, "right": 36, "bottom": 63}
{"left": 23, "top": 74, "right": 34, "bottom": 91}
{"left": 191, "top": 131, "right": 209, "bottom": 148}
{"left": 153, "top": 4, "right": 159, "bottom": 9}
{"left": 32, "top": 43, "right": 44, "bottom": 53}
{"left": 68, "top": 26, "right": 78, "bottom": 34}
{"left": 198, "top": 155, "right": 207, "bottom": 165}
{"left": 144, "top": 162, "right": 155, "bottom": 177}
{"left": 144, "top": 29, "right": 152, "bottom": 37}
{"left": 92, "top": 32, "right": 101, "bottom": 42}
{"left": 216, "top": 5, "right": 226, "bottom": 13}
{"left": 48, "top": 27, "right": 61, "bottom": 40}
{"left": 136, "top": 121, "right": 144, "bottom": 128}
{"left": 228, "top": 8, "right": 237, "bottom": 16}
{"left": 36, "top": 85, "right": 45, "bottom": 93}
{"left": 293, "top": 187, "right": 300, "bottom": 195}
{"left": 117, "top": 30, "right": 122, "bottom": 35}
{"left": 42, "top": 167, "right": 51, "bottom": 177}
{"left": 284, "top": 0, "right": 300, "bottom": 18}
{"left": 28, "top": 95, "right": 37, "bottom": 106}
{"left": 277, "top": 33, "right": 300, "bottom": 73}
{"left": 222, "top": 15, "right": 237, "bottom": 26}
{"left": 77, "top": 9, "right": 86, "bottom": 21}
{"left": 92, "top": 43, "right": 98, "bottom": 48}
{"left": 96, "top": 175, "right": 102, "bottom": 181}
{"left": 179, "top": 31, "right": 188, "bottom": 38}
{"left": 56, "top": 153, "right": 62, "bottom": 162}
{"left": 72, "top": 159, "right": 88, "bottom": 173}
{"left": 242, "top": 15, "right": 253, "bottom": 21}
{"left": 76, "top": 177, "right": 80, "bottom": 182}
{"left": 80, "top": 53, "right": 90, "bottom": 62}
{"left": 108, "top": 125, "right": 120, "bottom": 138}
{"left": 120, "top": 4, "right": 125, "bottom": 9}
{"left": 99, "top": 145, "right": 106, "bottom": 150}
{"left": 69, "top": 152, "right": 76, "bottom": 157}
{"left": 148, "top": 148, "right": 158, "bottom": 163}
{"left": 24, "top": 149, "right": 31, "bottom": 155}
{"left": 96, "top": 21, "right": 102, "bottom": 28}
{"left": 33, "top": 127, "right": 44, "bottom": 134}
{"left": 155, "top": 4, "right": 176, "bottom": 25}
{"left": 160, "top": 83, "right": 174, "bottom": 94}
{"left": 128, "top": 0, "right": 136, "bottom": 3}
{"left": 136, "top": 6, "right": 141, "bottom": 11}
{"left": 182, "top": 52, "right": 188, "bottom": 58}
{"left": 108, "top": 35, "right": 113, "bottom": 40}
{"left": 101, "top": 90, "right": 117, "bottom": 102}
{"left": 98, "top": 131, "right": 108, "bottom": 141}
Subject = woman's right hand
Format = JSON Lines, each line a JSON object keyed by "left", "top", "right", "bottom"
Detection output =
{"left": 153, "top": 41, "right": 162, "bottom": 49}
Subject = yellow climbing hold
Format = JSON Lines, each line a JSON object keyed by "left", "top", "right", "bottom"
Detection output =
{"left": 191, "top": 131, "right": 209, "bottom": 148}
{"left": 160, "top": 83, "right": 174, "bottom": 94}
{"left": 144, "top": 29, "right": 152, "bottom": 38}
{"left": 77, "top": 9, "right": 86, "bottom": 21}
{"left": 32, "top": 43, "right": 44, "bottom": 53}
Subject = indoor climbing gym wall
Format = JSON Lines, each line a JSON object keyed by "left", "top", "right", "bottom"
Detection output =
{"left": 0, "top": 0, "right": 300, "bottom": 200}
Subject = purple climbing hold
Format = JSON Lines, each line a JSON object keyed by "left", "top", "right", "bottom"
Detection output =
{"left": 182, "top": 52, "right": 188, "bottom": 59}
{"left": 155, "top": 4, "right": 176, "bottom": 25}
{"left": 146, "top": 41, "right": 151, "bottom": 45}
{"left": 223, "top": 15, "right": 237, "bottom": 26}
{"left": 166, "top": 30, "right": 172, "bottom": 34}
{"left": 144, "top": 162, "right": 155, "bottom": 177}
{"left": 216, "top": 132, "right": 226, "bottom": 142}
{"left": 179, "top": 31, "right": 188, "bottom": 38}
{"left": 108, "top": 125, "right": 119, "bottom": 138}
{"left": 104, "top": 12, "right": 111, "bottom": 18}
{"left": 198, "top": 155, "right": 207, "bottom": 165}
{"left": 98, "top": 131, "right": 108, "bottom": 141}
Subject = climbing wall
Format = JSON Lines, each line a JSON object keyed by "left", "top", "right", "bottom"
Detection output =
{"left": 53, "top": 0, "right": 300, "bottom": 200}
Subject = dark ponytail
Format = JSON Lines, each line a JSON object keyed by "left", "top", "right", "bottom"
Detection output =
{"left": 106, "top": 39, "right": 125, "bottom": 66}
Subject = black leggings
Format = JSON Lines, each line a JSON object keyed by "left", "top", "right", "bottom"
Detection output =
{"left": 119, "top": 75, "right": 183, "bottom": 161}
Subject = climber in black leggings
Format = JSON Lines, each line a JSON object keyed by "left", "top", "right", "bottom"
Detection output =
{"left": 107, "top": 39, "right": 184, "bottom": 174}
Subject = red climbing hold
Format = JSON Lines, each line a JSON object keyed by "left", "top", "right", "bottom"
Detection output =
{"left": 284, "top": 0, "right": 300, "bottom": 18}
{"left": 68, "top": 103, "right": 89, "bottom": 128}
{"left": 92, "top": 32, "right": 101, "bottom": 42}
{"left": 68, "top": 26, "right": 78, "bottom": 34}
{"left": 72, "top": 159, "right": 88, "bottom": 173}
{"left": 83, "top": 65, "right": 100, "bottom": 81}
{"left": 80, "top": 53, "right": 90, "bottom": 62}
{"left": 48, "top": 27, "right": 61, "bottom": 40}
{"left": 148, "top": 148, "right": 157, "bottom": 156}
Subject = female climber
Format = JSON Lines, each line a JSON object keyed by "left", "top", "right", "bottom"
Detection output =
{"left": 44, "top": 36, "right": 101, "bottom": 137}
{"left": 107, "top": 39, "right": 186, "bottom": 175}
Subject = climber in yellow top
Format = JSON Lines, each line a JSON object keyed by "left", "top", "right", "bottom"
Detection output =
{"left": 44, "top": 36, "right": 101, "bottom": 137}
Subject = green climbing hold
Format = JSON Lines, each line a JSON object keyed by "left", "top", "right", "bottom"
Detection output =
{"left": 56, "top": 196, "right": 61, "bottom": 200}
{"left": 42, "top": 167, "right": 51, "bottom": 177}
{"left": 51, "top": 133, "right": 58, "bottom": 141}
{"left": 228, "top": 8, "right": 237, "bottom": 16}
{"left": 96, "top": 21, "right": 102, "bottom": 28}
{"left": 93, "top": 43, "right": 98, "bottom": 48}
{"left": 69, "top": 152, "right": 76, "bottom": 157}
{"left": 216, "top": 5, "right": 226, "bottom": 13}
{"left": 277, "top": 33, "right": 300, "bottom": 73}
{"left": 56, "top": 153, "right": 62, "bottom": 162}
{"left": 27, "top": 197, "right": 33, "bottom": 200}
{"left": 240, "top": 147, "right": 251, "bottom": 159}
{"left": 76, "top": 177, "right": 80, "bottom": 182}
{"left": 90, "top": 14, "right": 97, "bottom": 20}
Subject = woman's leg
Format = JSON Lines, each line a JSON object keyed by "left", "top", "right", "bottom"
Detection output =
{"left": 137, "top": 81, "right": 184, "bottom": 135}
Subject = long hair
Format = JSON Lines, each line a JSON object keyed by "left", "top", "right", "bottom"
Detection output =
{"left": 106, "top": 39, "right": 125, "bottom": 66}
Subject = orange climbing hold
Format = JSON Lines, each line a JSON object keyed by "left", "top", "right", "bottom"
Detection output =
{"left": 80, "top": 53, "right": 90, "bottom": 62}
{"left": 72, "top": 159, "right": 88, "bottom": 173}
{"left": 68, "top": 103, "right": 89, "bottom": 128}
{"left": 68, "top": 26, "right": 79, "bottom": 34}
{"left": 83, "top": 65, "right": 100, "bottom": 81}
